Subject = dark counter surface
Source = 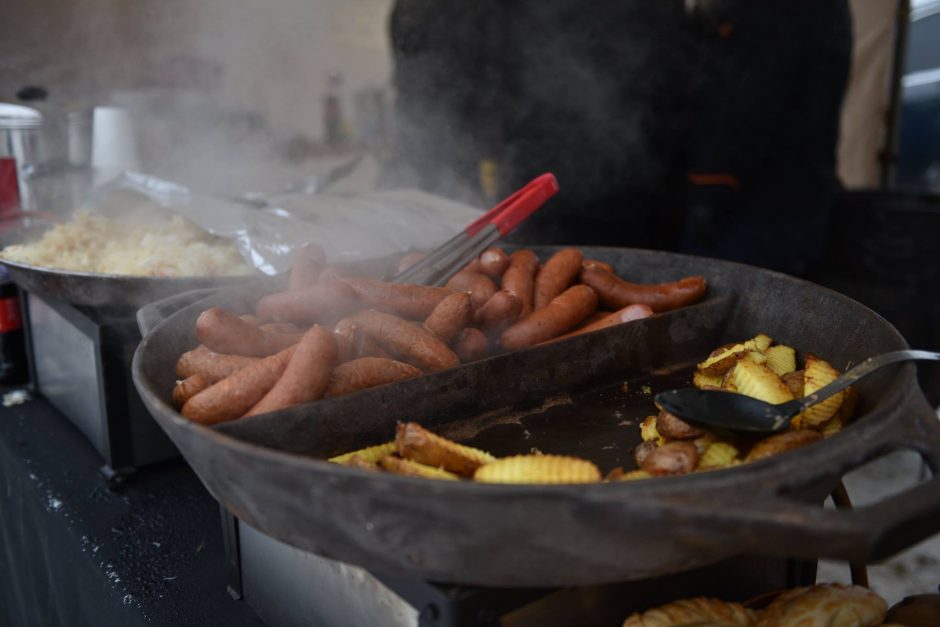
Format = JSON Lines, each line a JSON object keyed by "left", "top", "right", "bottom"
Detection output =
{"left": 0, "top": 392, "right": 264, "bottom": 627}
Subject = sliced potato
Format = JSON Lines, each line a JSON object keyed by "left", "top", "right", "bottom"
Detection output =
{"left": 742, "top": 350, "right": 768, "bottom": 366}
{"left": 345, "top": 455, "right": 381, "bottom": 472}
{"left": 820, "top": 415, "right": 842, "bottom": 438}
{"left": 618, "top": 469, "right": 652, "bottom": 481}
{"left": 698, "top": 442, "right": 740, "bottom": 470}
{"left": 379, "top": 455, "right": 460, "bottom": 480}
{"left": 640, "top": 415, "right": 665, "bottom": 444}
{"left": 329, "top": 441, "right": 396, "bottom": 465}
{"left": 697, "top": 343, "right": 748, "bottom": 376}
{"left": 474, "top": 455, "right": 601, "bottom": 484}
{"left": 396, "top": 422, "right": 495, "bottom": 477}
{"left": 733, "top": 360, "right": 794, "bottom": 405}
{"left": 721, "top": 365, "right": 738, "bottom": 392}
{"left": 835, "top": 384, "right": 858, "bottom": 423}
{"left": 745, "top": 430, "right": 822, "bottom": 462}
{"left": 693, "top": 371, "right": 724, "bottom": 389}
{"left": 794, "top": 354, "right": 844, "bottom": 429}
{"left": 749, "top": 333, "right": 773, "bottom": 353}
{"left": 764, "top": 345, "right": 797, "bottom": 376}
{"left": 781, "top": 369, "right": 805, "bottom": 398}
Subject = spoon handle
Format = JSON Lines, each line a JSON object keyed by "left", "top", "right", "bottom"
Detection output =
{"left": 793, "top": 349, "right": 940, "bottom": 413}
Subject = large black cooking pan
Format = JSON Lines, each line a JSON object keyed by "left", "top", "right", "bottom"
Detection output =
{"left": 132, "top": 247, "right": 940, "bottom": 587}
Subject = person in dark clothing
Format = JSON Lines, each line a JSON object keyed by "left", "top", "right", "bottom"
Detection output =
{"left": 681, "top": 1, "right": 853, "bottom": 275}
{"left": 387, "top": 0, "right": 852, "bottom": 274}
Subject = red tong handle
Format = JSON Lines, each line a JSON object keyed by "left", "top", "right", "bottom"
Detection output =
{"left": 465, "top": 173, "right": 559, "bottom": 237}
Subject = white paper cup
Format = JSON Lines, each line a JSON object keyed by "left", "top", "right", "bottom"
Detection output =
{"left": 91, "top": 106, "right": 140, "bottom": 184}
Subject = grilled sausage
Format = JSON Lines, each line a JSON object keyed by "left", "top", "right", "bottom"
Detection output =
{"left": 181, "top": 345, "right": 297, "bottom": 424}
{"left": 172, "top": 374, "right": 208, "bottom": 408}
{"left": 546, "top": 304, "right": 654, "bottom": 343}
{"left": 288, "top": 243, "right": 326, "bottom": 290}
{"left": 196, "top": 307, "right": 302, "bottom": 357}
{"left": 453, "top": 327, "right": 489, "bottom": 362}
{"left": 500, "top": 285, "right": 598, "bottom": 350}
{"left": 175, "top": 345, "right": 260, "bottom": 383}
{"left": 534, "top": 248, "right": 583, "bottom": 309}
{"left": 341, "top": 278, "right": 455, "bottom": 320}
{"left": 445, "top": 270, "right": 498, "bottom": 311}
{"left": 245, "top": 325, "right": 337, "bottom": 417}
{"left": 349, "top": 310, "right": 460, "bottom": 372}
{"left": 424, "top": 292, "right": 473, "bottom": 344}
{"left": 324, "top": 357, "right": 422, "bottom": 397}
{"left": 255, "top": 281, "right": 360, "bottom": 324}
{"left": 501, "top": 249, "right": 539, "bottom": 316}
{"left": 478, "top": 247, "right": 510, "bottom": 279}
{"left": 580, "top": 266, "right": 707, "bottom": 313}
{"left": 582, "top": 259, "right": 614, "bottom": 273}
{"left": 397, "top": 251, "right": 427, "bottom": 274}
{"left": 473, "top": 290, "right": 522, "bottom": 335}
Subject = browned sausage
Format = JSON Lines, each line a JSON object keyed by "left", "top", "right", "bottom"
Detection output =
{"left": 582, "top": 259, "right": 614, "bottom": 273}
{"left": 172, "top": 374, "right": 208, "bottom": 408}
{"left": 341, "top": 278, "right": 455, "bottom": 320}
{"left": 181, "top": 346, "right": 297, "bottom": 425}
{"left": 255, "top": 281, "right": 360, "bottom": 324}
{"left": 349, "top": 310, "right": 460, "bottom": 372}
{"left": 478, "top": 247, "right": 510, "bottom": 279}
{"left": 534, "top": 248, "right": 583, "bottom": 310}
{"left": 175, "top": 345, "right": 260, "bottom": 383}
{"left": 423, "top": 292, "right": 473, "bottom": 344}
{"left": 288, "top": 243, "right": 326, "bottom": 290}
{"left": 579, "top": 267, "right": 707, "bottom": 313}
{"left": 324, "top": 357, "right": 422, "bottom": 397}
{"left": 239, "top": 314, "right": 261, "bottom": 325}
{"left": 453, "top": 328, "right": 489, "bottom": 362}
{"left": 444, "top": 270, "right": 497, "bottom": 311}
{"left": 546, "top": 304, "right": 654, "bottom": 343}
{"left": 258, "top": 322, "right": 300, "bottom": 334}
{"left": 334, "top": 319, "right": 393, "bottom": 362}
{"left": 397, "top": 251, "right": 427, "bottom": 274}
{"left": 473, "top": 290, "right": 522, "bottom": 335}
{"left": 500, "top": 285, "right": 598, "bottom": 350}
{"left": 501, "top": 249, "right": 539, "bottom": 316}
{"left": 245, "top": 326, "right": 338, "bottom": 417}
{"left": 196, "top": 307, "right": 303, "bottom": 357}
{"left": 640, "top": 441, "right": 699, "bottom": 475}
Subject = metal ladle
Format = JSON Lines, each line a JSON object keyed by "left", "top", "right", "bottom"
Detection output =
{"left": 655, "top": 349, "right": 940, "bottom": 433}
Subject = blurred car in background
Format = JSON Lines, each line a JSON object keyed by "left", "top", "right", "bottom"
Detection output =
{"left": 898, "top": 0, "right": 940, "bottom": 191}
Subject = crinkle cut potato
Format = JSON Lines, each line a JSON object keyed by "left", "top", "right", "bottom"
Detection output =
{"left": 628, "top": 334, "right": 856, "bottom": 481}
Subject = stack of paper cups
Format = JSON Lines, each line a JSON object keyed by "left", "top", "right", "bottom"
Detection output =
{"left": 91, "top": 106, "right": 140, "bottom": 185}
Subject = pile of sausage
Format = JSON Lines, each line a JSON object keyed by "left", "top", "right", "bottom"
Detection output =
{"left": 173, "top": 244, "right": 707, "bottom": 425}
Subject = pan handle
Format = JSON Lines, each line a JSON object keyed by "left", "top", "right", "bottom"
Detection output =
{"left": 688, "top": 402, "right": 940, "bottom": 564}
{"left": 136, "top": 287, "right": 220, "bottom": 337}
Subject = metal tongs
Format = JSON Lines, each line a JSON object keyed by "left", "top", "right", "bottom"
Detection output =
{"left": 392, "top": 173, "right": 559, "bottom": 286}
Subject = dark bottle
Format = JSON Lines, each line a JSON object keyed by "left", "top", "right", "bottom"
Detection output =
{"left": 0, "top": 276, "right": 27, "bottom": 385}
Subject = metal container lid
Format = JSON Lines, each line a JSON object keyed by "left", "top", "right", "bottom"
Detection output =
{"left": 0, "top": 104, "right": 42, "bottom": 129}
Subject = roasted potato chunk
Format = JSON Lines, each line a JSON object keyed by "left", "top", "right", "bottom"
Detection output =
{"left": 781, "top": 369, "right": 805, "bottom": 398}
{"left": 733, "top": 360, "right": 794, "bottom": 405}
{"left": 764, "top": 344, "right": 797, "bottom": 375}
{"left": 656, "top": 410, "right": 704, "bottom": 440}
{"left": 640, "top": 441, "right": 700, "bottom": 476}
{"left": 379, "top": 455, "right": 460, "bottom": 480}
{"left": 794, "top": 353, "right": 844, "bottom": 429}
{"left": 745, "top": 430, "right": 822, "bottom": 462}
{"left": 396, "top": 422, "right": 495, "bottom": 477}
{"left": 693, "top": 370, "right": 723, "bottom": 389}
{"left": 698, "top": 442, "right": 739, "bottom": 470}
{"left": 697, "top": 344, "right": 749, "bottom": 376}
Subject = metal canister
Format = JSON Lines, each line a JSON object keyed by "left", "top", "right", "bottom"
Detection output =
{"left": 0, "top": 103, "right": 43, "bottom": 213}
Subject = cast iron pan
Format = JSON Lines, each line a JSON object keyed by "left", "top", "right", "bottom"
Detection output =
{"left": 132, "top": 247, "right": 940, "bottom": 587}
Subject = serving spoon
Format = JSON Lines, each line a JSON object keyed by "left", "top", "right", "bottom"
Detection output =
{"left": 655, "top": 349, "right": 940, "bottom": 433}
